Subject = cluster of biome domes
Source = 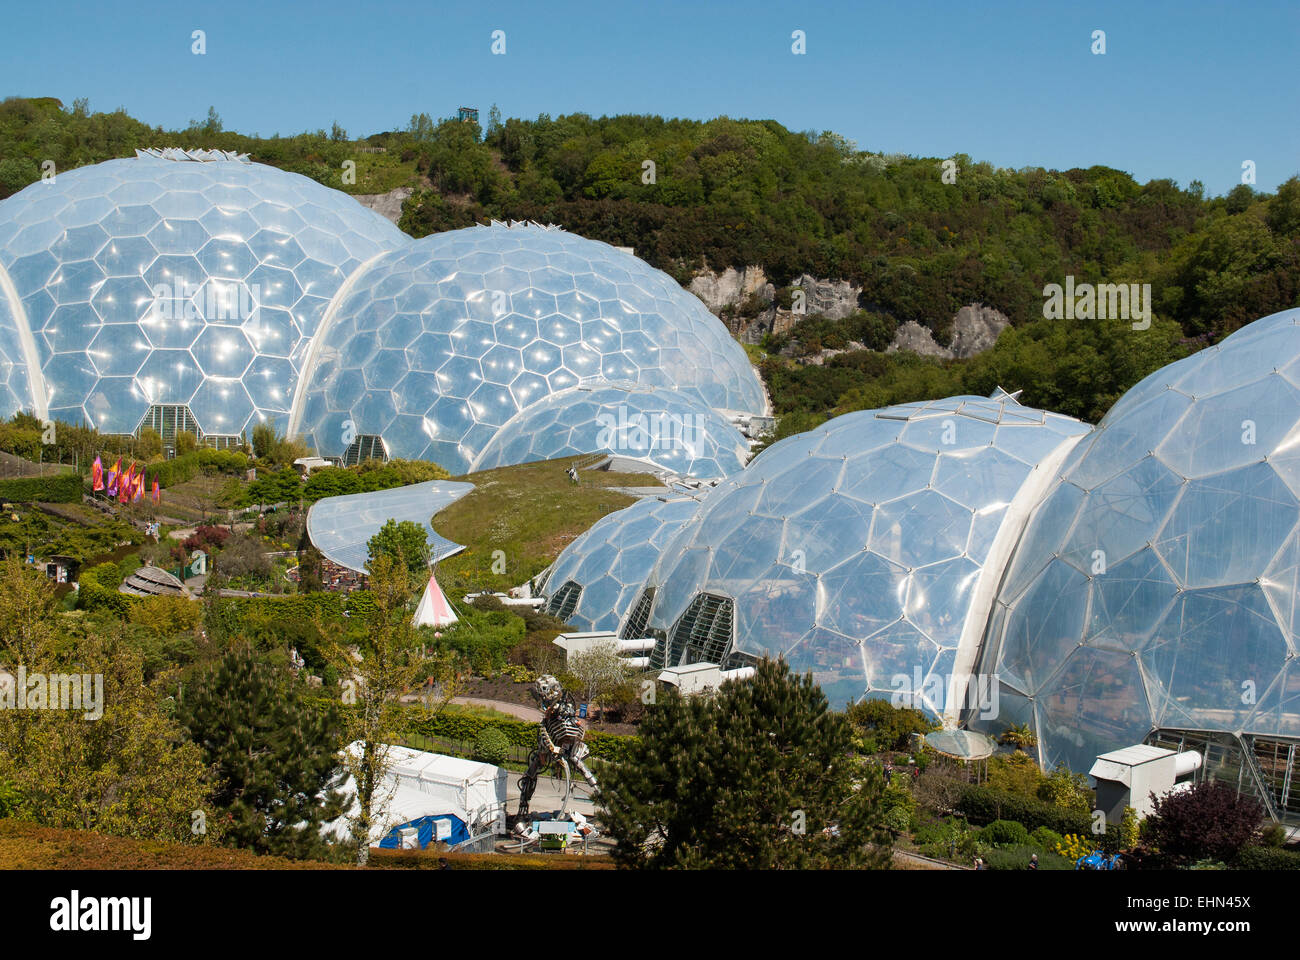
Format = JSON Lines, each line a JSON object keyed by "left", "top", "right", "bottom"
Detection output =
{"left": 0, "top": 153, "right": 766, "bottom": 474}
{"left": 543, "top": 307, "right": 1300, "bottom": 787}
{"left": 4, "top": 153, "right": 1298, "bottom": 794}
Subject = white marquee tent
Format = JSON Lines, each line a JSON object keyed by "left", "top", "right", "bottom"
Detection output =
{"left": 323, "top": 743, "right": 508, "bottom": 849}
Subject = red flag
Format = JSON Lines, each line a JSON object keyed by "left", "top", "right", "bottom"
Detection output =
{"left": 107, "top": 458, "right": 121, "bottom": 497}
{"left": 134, "top": 470, "right": 145, "bottom": 502}
{"left": 152, "top": 478, "right": 160, "bottom": 504}
{"left": 120, "top": 463, "right": 134, "bottom": 503}
{"left": 92, "top": 456, "right": 104, "bottom": 492}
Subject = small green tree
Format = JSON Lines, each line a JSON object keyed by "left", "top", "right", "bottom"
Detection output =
{"left": 1000, "top": 722, "right": 1038, "bottom": 752}
{"left": 366, "top": 519, "right": 431, "bottom": 579}
{"left": 845, "top": 697, "right": 937, "bottom": 752}
{"left": 316, "top": 551, "right": 459, "bottom": 865}
{"left": 598, "top": 658, "right": 891, "bottom": 869}
{"left": 565, "top": 640, "right": 629, "bottom": 718}
{"left": 178, "top": 644, "right": 346, "bottom": 859}
{"left": 1039, "top": 765, "right": 1093, "bottom": 813}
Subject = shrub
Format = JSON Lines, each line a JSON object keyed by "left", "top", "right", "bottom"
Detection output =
{"left": 1040, "top": 765, "right": 1093, "bottom": 813}
{"left": 0, "top": 473, "right": 83, "bottom": 502}
{"left": 1057, "top": 832, "right": 1092, "bottom": 861}
{"left": 1236, "top": 845, "right": 1300, "bottom": 870}
{"left": 986, "top": 752, "right": 1048, "bottom": 799}
{"left": 979, "top": 819, "right": 1031, "bottom": 847}
{"left": 1030, "top": 825, "right": 1064, "bottom": 852}
{"left": 0, "top": 780, "right": 20, "bottom": 818}
{"left": 215, "top": 533, "right": 272, "bottom": 581}
{"left": 845, "top": 698, "right": 938, "bottom": 751}
{"left": 145, "top": 453, "right": 199, "bottom": 488}
{"left": 957, "top": 784, "right": 1093, "bottom": 838}
{"left": 1259, "top": 823, "right": 1287, "bottom": 847}
{"left": 409, "top": 712, "right": 638, "bottom": 764}
{"left": 471, "top": 727, "right": 511, "bottom": 766}
{"left": 882, "top": 805, "right": 912, "bottom": 836}
{"left": 76, "top": 561, "right": 132, "bottom": 617}
{"left": 128, "top": 595, "right": 202, "bottom": 635}
{"left": 182, "top": 525, "right": 230, "bottom": 552}
{"left": 1146, "top": 781, "right": 1265, "bottom": 864}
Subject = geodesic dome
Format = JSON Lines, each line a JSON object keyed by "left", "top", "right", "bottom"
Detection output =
{"left": 470, "top": 381, "right": 750, "bottom": 478}
{"left": 290, "top": 222, "right": 766, "bottom": 474}
{"left": 0, "top": 154, "right": 407, "bottom": 436}
{"left": 0, "top": 286, "right": 39, "bottom": 417}
{"left": 975, "top": 308, "right": 1300, "bottom": 774}
{"left": 630, "top": 391, "right": 1090, "bottom": 716}
{"left": 541, "top": 495, "right": 703, "bottom": 632}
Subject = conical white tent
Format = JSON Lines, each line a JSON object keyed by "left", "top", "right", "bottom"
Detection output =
{"left": 413, "top": 570, "right": 458, "bottom": 627}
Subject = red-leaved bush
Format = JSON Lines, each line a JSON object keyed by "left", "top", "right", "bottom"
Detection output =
{"left": 1146, "top": 781, "right": 1264, "bottom": 864}
{"left": 183, "top": 524, "right": 231, "bottom": 552}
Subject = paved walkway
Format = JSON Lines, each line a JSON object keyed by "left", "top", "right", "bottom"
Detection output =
{"left": 449, "top": 696, "right": 542, "bottom": 721}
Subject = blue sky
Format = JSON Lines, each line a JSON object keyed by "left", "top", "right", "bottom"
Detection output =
{"left": 3, "top": 0, "right": 1296, "bottom": 194}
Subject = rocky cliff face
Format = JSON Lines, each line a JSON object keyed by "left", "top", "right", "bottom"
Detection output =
{"left": 688, "top": 265, "right": 1011, "bottom": 362}
{"left": 352, "top": 186, "right": 413, "bottom": 225}
{"left": 886, "top": 320, "right": 953, "bottom": 359}
{"left": 947, "top": 304, "right": 1011, "bottom": 358}
{"left": 883, "top": 305, "right": 1011, "bottom": 359}
{"left": 688, "top": 266, "right": 774, "bottom": 315}
{"left": 688, "top": 266, "right": 862, "bottom": 343}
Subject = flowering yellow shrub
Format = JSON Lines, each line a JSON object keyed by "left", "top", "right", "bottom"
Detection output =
{"left": 1057, "top": 833, "right": 1091, "bottom": 861}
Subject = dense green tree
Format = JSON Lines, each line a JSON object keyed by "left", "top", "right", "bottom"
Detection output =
{"left": 177, "top": 643, "right": 345, "bottom": 859}
{"left": 598, "top": 658, "right": 891, "bottom": 869}
{"left": 845, "top": 697, "right": 939, "bottom": 752}
{"left": 366, "top": 519, "right": 430, "bottom": 578}
{"left": 0, "top": 565, "right": 212, "bottom": 843}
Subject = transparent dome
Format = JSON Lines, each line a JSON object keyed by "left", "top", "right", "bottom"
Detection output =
{"left": 633, "top": 391, "right": 1090, "bottom": 716}
{"left": 976, "top": 308, "right": 1300, "bottom": 773}
{"left": 0, "top": 155, "right": 408, "bottom": 435}
{"left": 291, "top": 223, "right": 767, "bottom": 474}
{"left": 542, "top": 495, "right": 703, "bottom": 632}
{"left": 0, "top": 285, "right": 39, "bottom": 417}
{"left": 470, "top": 381, "right": 750, "bottom": 478}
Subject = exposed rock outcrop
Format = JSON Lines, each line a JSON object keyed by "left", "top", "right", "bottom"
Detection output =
{"left": 788, "top": 273, "right": 861, "bottom": 322}
{"left": 688, "top": 266, "right": 774, "bottom": 314}
{"left": 887, "top": 321, "right": 952, "bottom": 359}
{"left": 688, "top": 266, "right": 862, "bottom": 343}
{"left": 884, "top": 304, "right": 1012, "bottom": 360}
{"left": 688, "top": 265, "right": 1009, "bottom": 360}
{"left": 948, "top": 304, "right": 1011, "bottom": 359}
{"left": 352, "top": 186, "right": 413, "bottom": 225}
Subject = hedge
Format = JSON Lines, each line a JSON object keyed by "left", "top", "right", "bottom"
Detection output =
{"left": 958, "top": 784, "right": 1095, "bottom": 839}
{"left": 216, "top": 591, "right": 376, "bottom": 623}
{"left": 0, "top": 473, "right": 83, "bottom": 502}
{"left": 1236, "top": 845, "right": 1300, "bottom": 870}
{"left": 143, "top": 453, "right": 198, "bottom": 488}
{"left": 409, "top": 711, "right": 638, "bottom": 763}
{"left": 136, "top": 448, "right": 248, "bottom": 489}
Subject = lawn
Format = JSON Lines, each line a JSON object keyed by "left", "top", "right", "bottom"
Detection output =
{"left": 433, "top": 458, "right": 663, "bottom": 592}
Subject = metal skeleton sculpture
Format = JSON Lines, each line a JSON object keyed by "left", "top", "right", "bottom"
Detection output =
{"left": 516, "top": 675, "right": 598, "bottom": 817}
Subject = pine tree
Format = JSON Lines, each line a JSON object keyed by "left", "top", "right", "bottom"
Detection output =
{"left": 178, "top": 643, "right": 346, "bottom": 859}
{"left": 598, "top": 658, "right": 891, "bottom": 869}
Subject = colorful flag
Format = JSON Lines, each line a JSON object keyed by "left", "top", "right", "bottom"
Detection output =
{"left": 134, "top": 470, "right": 145, "bottom": 502}
{"left": 107, "top": 458, "right": 121, "bottom": 498}
{"left": 119, "top": 463, "right": 133, "bottom": 503}
{"left": 152, "top": 478, "right": 160, "bottom": 504}
{"left": 92, "top": 456, "right": 104, "bottom": 492}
